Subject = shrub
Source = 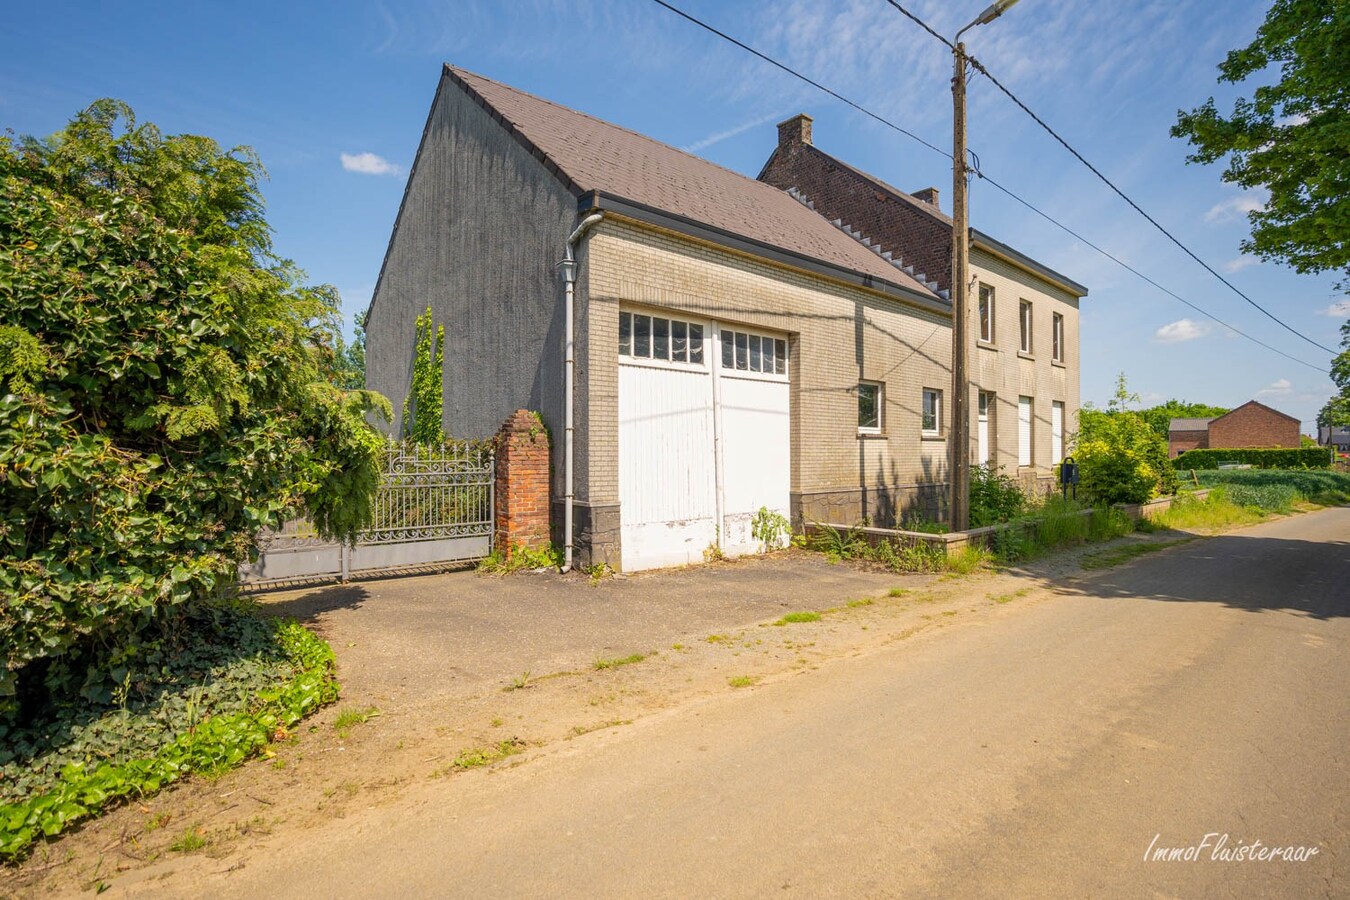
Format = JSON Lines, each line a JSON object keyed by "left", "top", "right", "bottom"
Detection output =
{"left": 1173, "top": 447, "right": 1332, "bottom": 470}
{"left": 969, "top": 464, "right": 1026, "bottom": 527}
{"left": 0, "top": 102, "right": 386, "bottom": 727}
{"left": 1074, "top": 407, "right": 1177, "bottom": 504}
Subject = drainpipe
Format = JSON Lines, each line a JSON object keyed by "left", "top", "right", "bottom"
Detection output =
{"left": 557, "top": 212, "right": 604, "bottom": 573}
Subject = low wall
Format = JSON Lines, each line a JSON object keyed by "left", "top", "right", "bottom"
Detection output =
{"left": 804, "top": 490, "right": 1212, "bottom": 556}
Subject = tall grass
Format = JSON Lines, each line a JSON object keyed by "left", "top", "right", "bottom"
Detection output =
{"left": 1190, "top": 468, "right": 1350, "bottom": 507}
{"left": 1150, "top": 490, "right": 1265, "bottom": 531}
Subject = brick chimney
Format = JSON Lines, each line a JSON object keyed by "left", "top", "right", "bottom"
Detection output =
{"left": 912, "top": 187, "right": 940, "bottom": 210}
{"left": 777, "top": 113, "right": 813, "bottom": 149}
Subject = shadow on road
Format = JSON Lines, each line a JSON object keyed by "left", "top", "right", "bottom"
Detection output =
{"left": 262, "top": 584, "right": 373, "bottom": 622}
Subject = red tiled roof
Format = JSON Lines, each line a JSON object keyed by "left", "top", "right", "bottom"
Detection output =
{"left": 447, "top": 66, "right": 938, "bottom": 299}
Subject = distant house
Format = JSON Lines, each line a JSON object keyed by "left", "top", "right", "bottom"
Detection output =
{"left": 1168, "top": 400, "right": 1300, "bottom": 457}
{"left": 1318, "top": 425, "right": 1350, "bottom": 453}
{"left": 365, "top": 67, "right": 1087, "bottom": 571}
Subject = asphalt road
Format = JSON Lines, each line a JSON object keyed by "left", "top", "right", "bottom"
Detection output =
{"left": 136, "top": 507, "right": 1349, "bottom": 899}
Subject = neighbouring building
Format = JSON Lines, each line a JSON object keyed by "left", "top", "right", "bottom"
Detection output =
{"left": 365, "top": 66, "right": 1087, "bottom": 571}
{"left": 1318, "top": 424, "right": 1350, "bottom": 454}
{"left": 1167, "top": 400, "right": 1301, "bottom": 457}
{"left": 758, "top": 114, "right": 1087, "bottom": 490}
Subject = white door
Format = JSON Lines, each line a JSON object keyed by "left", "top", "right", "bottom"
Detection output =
{"left": 1018, "top": 396, "right": 1033, "bottom": 467}
{"left": 717, "top": 327, "right": 790, "bottom": 556}
{"left": 977, "top": 392, "right": 991, "bottom": 467}
{"left": 1051, "top": 401, "right": 1064, "bottom": 464}
{"left": 617, "top": 312, "right": 790, "bottom": 571}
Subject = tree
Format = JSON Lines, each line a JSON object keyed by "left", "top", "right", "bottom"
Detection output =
{"left": 1317, "top": 319, "right": 1350, "bottom": 426}
{"left": 1138, "top": 400, "right": 1232, "bottom": 441}
{"left": 1171, "top": 0, "right": 1349, "bottom": 285}
{"left": 0, "top": 100, "right": 389, "bottom": 719}
{"left": 1072, "top": 374, "right": 1177, "bottom": 504}
{"left": 402, "top": 306, "right": 445, "bottom": 444}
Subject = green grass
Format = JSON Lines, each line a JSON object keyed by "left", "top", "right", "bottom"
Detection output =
{"left": 705, "top": 634, "right": 731, "bottom": 644}
{"left": 593, "top": 652, "right": 649, "bottom": 671}
{"left": 990, "top": 587, "right": 1031, "bottom": 604}
{"left": 1190, "top": 467, "right": 1350, "bottom": 506}
{"left": 846, "top": 597, "right": 875, "bottom": 608}
{"left": 503, "top": 671, "right": 532, "bottom": 692}
{"left": 333, "top": 706, "right": 380, "bottom": 734}
{"left": 943, "top": 546, "right": 993, "bottom": 574}
{"left": 1150, "top": 491, "right": 1266, "bottom": 532}
{"left": 1081, "top": 538, "right": 1193, "bottom": 570}
{"left": 727, "top": 675, "right": 760, "bottom": 688}
{"left": 773, "top": 611, "right": 822, "bottom": 626}
{"left": 887, "top": 587, "right": 911, "bottom": 598}
{"left": 167, "top": 827, "right": 207, "bottom": 853}
{"left": 450, "top": 738, "right": 526, "bottom": 771}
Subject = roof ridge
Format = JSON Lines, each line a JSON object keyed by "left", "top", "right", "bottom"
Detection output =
{"left": 446, "top": 64, "right": 792, "bottom": 204}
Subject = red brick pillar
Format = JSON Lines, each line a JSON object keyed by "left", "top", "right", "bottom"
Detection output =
{"left": 494, "top": 409, "right": 551, "bottom": 558}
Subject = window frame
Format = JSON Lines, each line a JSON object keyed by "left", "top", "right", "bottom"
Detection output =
{"left": 857, "top": 381, "right": 883, "bottom": 435}
{"left": 718, "top": 326, "right": 789, "bottom": 381}
{"left": 618, "top": 310, "right": 707, "bottom": 369}
{"left": 1019, "top": 300, "right": 1034, "bottom": 355}
{"left": 921, "top": 388, "right": 943, "bottom": 437}
{"left": 978, "top": 283, "right": 995, "bottom": 345}
{"left": 1052, "top": 312, "right": 1065, "bottom": 363}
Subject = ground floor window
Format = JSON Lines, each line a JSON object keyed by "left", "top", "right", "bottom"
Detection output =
{"left": 858, "top": 382, "right": 883, "bottom": 434}
{"left": 1051, "top": 401, "right": 1065, "bottom": 464}
{"left": 922, "top": 388, "right": 942, "bottom": 436}
{"left": 1019, "top": 396, "right": 1033, "bottom": 467}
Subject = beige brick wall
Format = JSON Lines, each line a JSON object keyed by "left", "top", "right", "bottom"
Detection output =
{"left": 578, "top": 216, "right": 1080, "bottom": 519}
{"left": 969, "top": 248, "right": 1081, "bottom": 480}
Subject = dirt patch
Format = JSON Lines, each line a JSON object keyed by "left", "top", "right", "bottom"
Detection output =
{"left": 2, "top": 537, "right": 1198, "bottom": 897}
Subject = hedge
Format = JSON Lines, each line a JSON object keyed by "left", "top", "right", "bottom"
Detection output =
{"left": 1173, "top": 447, "right": 1332, "bottom": 470}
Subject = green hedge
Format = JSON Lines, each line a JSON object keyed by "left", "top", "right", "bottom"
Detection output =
{"left": 1173, "top": 447, "right": 1332, "bottom": 470}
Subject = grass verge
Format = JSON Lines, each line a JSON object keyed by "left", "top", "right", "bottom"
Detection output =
{"left": 1081, "top": 538, "right": 1193, "bottom": 570}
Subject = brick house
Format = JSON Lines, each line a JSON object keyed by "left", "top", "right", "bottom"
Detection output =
{"left": 1167, "top": 400, "right": 1300, "bottom": 457}
{"left": 365, "top": 67, "right": 1087, "bottom": 570}
{"left": 759, "top": 115, "right": 1088, "bottom": 489}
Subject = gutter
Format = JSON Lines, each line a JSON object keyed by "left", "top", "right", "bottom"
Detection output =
{"left": 557, "top": 212, "right": 604, "bottom": 573}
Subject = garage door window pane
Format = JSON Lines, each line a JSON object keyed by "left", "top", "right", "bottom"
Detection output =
{"left": 689, "top": 324, "right": 704, "bottom": 363}
{"left": 634, "top": 315, "right": 651, "bottom": 358}
{"left": 721, "top": 330, "right": 734, "bottom": 368}
{"left": 653, "top": 317, "right": 669, "bottom": 361}
{"left": 735, "top": 332, "right": 748, "bottom": 370}
{"left": 763, "top": 338, "right": 775, "bottom": 373}
{"left": 619, "top": 312, "right": 632, "bottom": 356}
{"left": 749, "top": 334, "right": 762, "bottom": 371}
{"left": 671, "top": 320, "right": 687, "bottom": 362}
{"left": 775, "top": 339, "right": 786, "bottom": 374}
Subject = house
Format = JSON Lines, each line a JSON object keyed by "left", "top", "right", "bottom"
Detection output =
{"left": 1317, "top": 424, "right": 1350, "bottom": 454}
{"left": 365, "top": 66, "right": 1086, "bottom": 571}
{"left": 1167, "top": 400, "right": 1301, "bottom": 457}
{"left": 758, "top": 115, "right": 1088, "bottom": 487}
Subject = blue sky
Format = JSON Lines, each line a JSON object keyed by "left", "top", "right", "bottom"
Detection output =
{"left": 4, "top": 0, "right": 1343, "bottom": 428}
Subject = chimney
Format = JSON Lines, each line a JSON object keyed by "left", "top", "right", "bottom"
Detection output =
{"left": 777, "top": 113, "right": 813, "bottom": 149}
{"left": 912, "top": 187, "right": 940, "bottom": 210}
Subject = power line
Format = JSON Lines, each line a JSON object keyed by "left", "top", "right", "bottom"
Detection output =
{"left": 886, "top": 1, "right": 1336, "bottom": 358}
{"left": 645, "top": 0, "right": 1329, "bottom": 375}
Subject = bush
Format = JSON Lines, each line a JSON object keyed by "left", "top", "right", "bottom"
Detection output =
{"left": 1173, "top": 447, "right": 1332, "bottom": 470}
{"left": 969, "top": 464, "right": 1026, "bottom": 527}
{"left": 0, "top": 102, "right": 387, "bottom": 727}
{"left": 1074, "top": 408, "right": 1177, "bottom": 504}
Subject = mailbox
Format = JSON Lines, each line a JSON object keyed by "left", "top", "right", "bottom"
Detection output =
{"left": 1059, "top": 457, "right": 1080, "bottom": 485}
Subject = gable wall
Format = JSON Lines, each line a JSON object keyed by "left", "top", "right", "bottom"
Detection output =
{"left": 1208, "top": 405, "right": 1300, "bottom": 449}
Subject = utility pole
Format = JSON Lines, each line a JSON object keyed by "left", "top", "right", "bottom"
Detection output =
{"left": 948, "top": 0, "right": 1020, "bottom": 532}
{"left": 949, "top": 40, "right": 971, "bottom": 532}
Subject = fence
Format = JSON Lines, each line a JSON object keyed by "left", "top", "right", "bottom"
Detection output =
{"left": 241, "top": 442, "right": 494, "bottom": 587}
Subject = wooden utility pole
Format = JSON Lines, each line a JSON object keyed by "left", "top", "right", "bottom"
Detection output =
{"left": 949, "top": 41, "right": 971, "bottom": 532}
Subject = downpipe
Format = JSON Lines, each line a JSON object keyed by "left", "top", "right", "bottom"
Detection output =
{"left": 558, "top": 212, "right": 603, "bottom": 573}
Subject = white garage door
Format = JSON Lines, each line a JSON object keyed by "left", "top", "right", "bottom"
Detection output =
{"left": 618, "top": 312, "right": 790, "bottom": 571}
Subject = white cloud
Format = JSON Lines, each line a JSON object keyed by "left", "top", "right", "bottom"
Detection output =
{"left": 1204, "top": 195, "right": 1264, "bottom": 224}
{"left": 1222, "top": 256, "right": 1258, "bottom": 273}
{"left": 1320, "top": 299, "right": 1350, "bottom": 317}
{"left": 1154, "top": 318, "right": 1211, "bottom": 344}
{"left": 683, "top": 111, "right": 785, "bottom": 153}
{"left": 340, "top": 152, "right": 401, "bottom": 176}
{"left": 1255, "top": 378, "right": 1293, "bottom": 398}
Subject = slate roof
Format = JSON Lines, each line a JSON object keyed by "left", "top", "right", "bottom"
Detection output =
{"left": 445, "top": 66, "right": 939, "bottom": 300}
{"left": 1169, "top": 418, "right": 1215, "bottom": 432}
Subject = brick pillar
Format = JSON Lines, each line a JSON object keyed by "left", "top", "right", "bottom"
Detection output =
{"left": 494, "top": 409, "right": 551, "bottom": 558}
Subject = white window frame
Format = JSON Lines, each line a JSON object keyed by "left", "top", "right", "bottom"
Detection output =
{"left": 1051, "top": 401, "right": 1065, "bottom": 464}
{"left": 718, "top": 325, "right": 789, "bottom": 383}
{"left": 1019, "top": 300, "right": 1033, "bottom": 355}
{"left": 1052, "top": 312, "right": 1065, "bottom": 363}
{"left": 978, "top": 283, "right": 995, "bottom": 344}
{"left": 857, "top": 381, "right": 883, "bottom": 435}
{"left": 618, "top": 308, "right": 709, "bottom": 372}
{"left": 1018, "top": 395, "right": 1034, "bottom": 467}
{"left": 921, "top": 388, "right": 942, "bottom": 437}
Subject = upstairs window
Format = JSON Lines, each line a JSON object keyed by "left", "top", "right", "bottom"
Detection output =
{"left": 1019, "top": 300, "right": 1033, "bottom": 354}
{"left": 1052, "top": 312, "right": 1065, "bottom": 363}
{"left": 978, "top": 283, "right": 995, "bottom": 343}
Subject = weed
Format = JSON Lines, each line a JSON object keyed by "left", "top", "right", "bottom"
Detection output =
{"left": 168, "top": 828, "right": 207, "bottom": 853}
{"left": 333, "top": 706, "right": 380, "bottom": 734}
{"left": 271, "top": 758, "right": 287, "bottom": 770}
{"left": 144, "top": 812, "right": 171, "bottom": 833}
{"left": 1150, "top": 491, "right": 1265, "bottom": 532}
{"left": 728, "top": 675, "right": 760, "bottom": 688}
{"left": 569, "top": 720, "right": 631, "bottom": 737}
{"left": 705, "top": 634, "right": 731, "bottom": 644}
{"left": 887, "top": 587, "right": 911, "bottom": 598}
{"left": 478, "top": 544, "right": 563, "bottom": 574}
{"left": 503, "top": 671, "right": 533, "bottom": 692}
{"left": 594, "top": 653, "right": 648, "bottom": 671}
{"left": 752, "top": 507, "right": 793, "bottom": 550}
{"left": 990, "top": 588, "right": 1031, "bottom": 604}
{"left": 773, "top": 611, "right": 822, "bottom": 626}
{"left": 451, "top": 738, "right": 526, "bottom": 770}
{"left": 944, "top": 546, "right": 992, "bottom": 574}
{"left": 671, "top": 643, "right": 686, "bottom": 651}
{"left": 584, "top": 562, "right": 615, "bottom": 584}
{"left": 703, "top": 541, "right": 726, "bottom": 563}
{"left": 846, "top": 597, "right": 875, "bottom": 608}
{"left": 489, "top": 717, "right": 504, "bottom": 728}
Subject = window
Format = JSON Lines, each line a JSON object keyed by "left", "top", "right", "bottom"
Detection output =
{"left": 1052, "top": 313, "right": 1065, "bottom": 363}
{"left": 1051, "top": 401, "right": 1065, "bottom": 464}
{"left": 922, "top": 388, "right": 942, "bottom": 435}
{"left": 858, "top": 382, "right": 882, "bottom": 433}
{"left": 1019, "top": 300, "right": 1033, "bottom": 354}
{"left": 978, "top": 283, "right": 995, "bottom": 344}
{"left": 619, "top": 311, "right": 703, "bottom": 364}
{"left": 1018, "top": 396, "right": 1033, "bottom": 467}
{"left": 720, "top": 329, "right": 786, "bottom": 375}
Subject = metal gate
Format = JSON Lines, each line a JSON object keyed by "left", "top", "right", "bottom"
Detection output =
{"left": 242, "top": 443, "right": 494, "bottom": 586}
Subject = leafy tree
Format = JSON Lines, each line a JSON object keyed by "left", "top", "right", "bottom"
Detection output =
{"left": 1138, "top": 400, "right": 1231, "bottom": 440}
{"left": 1073, "top": 374, "right": 1177, "bottom": 504}
{"left": 1317, "top": 319, "right": 1350, "bottom": 426}
{"left": 402, "top": 306, "right": 445, "bottom": 444}
{"left": 329, "top": 311, "right": 367, "bottom": 391}
{"left": 0, "top": 100, "right": 389, "bottom": 722}
{"left": 1171, "top": 0, "right": 1350, "bottom": 285}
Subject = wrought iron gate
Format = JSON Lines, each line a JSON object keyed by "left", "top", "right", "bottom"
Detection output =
{"left": 242, "top": 443, "right": 494, "bottom": 587}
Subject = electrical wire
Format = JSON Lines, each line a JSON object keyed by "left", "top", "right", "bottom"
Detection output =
{"left": 646, "top": 0, "right": 1330, "bottom": 374}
